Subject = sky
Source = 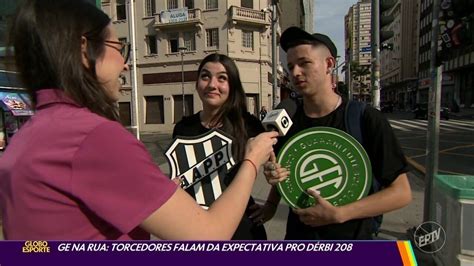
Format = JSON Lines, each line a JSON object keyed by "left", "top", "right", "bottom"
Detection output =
{"left": 313, "top": 0, "right": 359, "bottom": 72}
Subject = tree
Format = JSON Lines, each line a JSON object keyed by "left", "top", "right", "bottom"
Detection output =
{"left": 350, "top": 61, "right": 371, "bottom": 100}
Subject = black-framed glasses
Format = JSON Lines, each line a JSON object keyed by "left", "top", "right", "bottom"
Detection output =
{"left": 104, "top": 40, "right": 130, "bottom": 64}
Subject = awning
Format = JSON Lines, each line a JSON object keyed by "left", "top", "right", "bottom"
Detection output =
{"left": 0, "top": 91, "right": 34, "bottom": 116}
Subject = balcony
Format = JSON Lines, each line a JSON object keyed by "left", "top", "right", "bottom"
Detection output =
{"left": 154, "top": 8, "right": 203, "bottom": 31}
{"left": 229, "top": 6, "right": 270, "bottom": 28}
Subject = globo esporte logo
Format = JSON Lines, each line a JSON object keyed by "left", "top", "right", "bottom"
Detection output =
{"left": 22, "top": 240, "right": 51, "bottom": 253}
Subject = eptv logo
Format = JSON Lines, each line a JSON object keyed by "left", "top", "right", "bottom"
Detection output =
{"left": 413, "top": 221, "right": 446, "bottom": 253}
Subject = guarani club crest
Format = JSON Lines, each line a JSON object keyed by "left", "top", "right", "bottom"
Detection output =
{"left": 277, "top": 127, "right": 372, "bottom": 208}
{"left": 165, "top": 129, "right": 236, "bottom": 209}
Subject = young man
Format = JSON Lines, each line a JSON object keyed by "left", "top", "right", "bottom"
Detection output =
{"left": 258, "top": 27, "right": 412, "bottom": 240}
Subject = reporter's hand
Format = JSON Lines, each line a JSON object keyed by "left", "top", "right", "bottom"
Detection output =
{"left": 263, "top": 152, "right": 290, "bottom": 185}
{"left": 292, "top": 189, "right": 345, "bottom": 227}
{"left": 244, "top": 131, "right": 279, "bottom": 167}
{"left": 248, "top": 202, "right": 278, "bottom": 226}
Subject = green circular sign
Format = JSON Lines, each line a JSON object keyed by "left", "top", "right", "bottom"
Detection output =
{"left": 277, "top": 127, "right": 372, "bottom": 208}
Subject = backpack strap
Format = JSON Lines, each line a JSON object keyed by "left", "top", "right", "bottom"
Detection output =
{"left": 344, "top": 100, "right": 366, "bottom": 145}
{"left": 345, "top": 100, "right": 385, "bottom": 236}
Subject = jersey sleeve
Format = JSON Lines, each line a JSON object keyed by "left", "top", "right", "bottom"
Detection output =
{"left": 362, "top": 107, "right": 409, "bottom": 187}
{"left": 70, "top": 121, "right": 178, "bottom": 234}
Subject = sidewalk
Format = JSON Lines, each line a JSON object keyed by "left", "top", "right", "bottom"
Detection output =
{"left": 142, "top": 132, "right": 425, "bottom": 241}
{"left": 0, "top": 132, "right": 426, "bottom": 242}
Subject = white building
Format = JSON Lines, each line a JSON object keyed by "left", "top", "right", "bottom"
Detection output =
{"left": 101, "top": 0, "right": 280, "bottom": 132}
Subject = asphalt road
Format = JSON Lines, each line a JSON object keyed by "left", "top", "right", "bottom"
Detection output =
{"left": 384, "top": 111, "right": 474, "bottom": 176}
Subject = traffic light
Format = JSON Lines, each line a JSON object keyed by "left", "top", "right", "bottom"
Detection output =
{"left": 381, "top": 43, "right": 393, "bottom": 50}
{"left": 380, "top": 0, "right": 396, "bottom": 44}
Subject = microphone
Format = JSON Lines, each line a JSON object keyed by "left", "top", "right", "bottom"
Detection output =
{"left": 261, "top": 99, "right": 297, "bottom": 136}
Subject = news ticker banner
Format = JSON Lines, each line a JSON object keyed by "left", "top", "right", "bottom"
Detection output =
{"left": 0, "top": 240, "right": 417, "bottom": 266}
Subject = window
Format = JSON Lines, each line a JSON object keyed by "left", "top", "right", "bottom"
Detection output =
{"left": 145, "top": 96, "right": 164, "bottom": 124}
{"left": 242, "top": 30, "right": 253, "bottom": 49}
{"left": 118, "top": 37, "right": 129, "bottom": 62}
{"left": 146, "top": 35, "right": 158, "bottom": 54}
{"left": 184, "top": 0, "right": 194, "bottom": 9}
{"left": 173, "top": 95, "right": 193, "bottom": 123}
{"left": 183, "top": 32, "right": 196, "bottom": 51}
{"left": 206, "top": 0, "right": 218, "bottom": 9}
{"left": 118, "top": 102, "right": 131, "bottom": 127}
{"left": 206, "top": 28, "right": 219, "bottom": 49}
{"left": 145, "top": 0, "right": 155, "bottom": 16}
{"left": 116, "top": 0, "right": 126, "bottom": 20}
{"left": 241, "top": 0, "right": 253, "bottom": 8}
{"left": 167, "top": 0, "right": 178, "bottom": 9}
{"left": 169, "top": 33, "right": 179, "bottom": 53}
{"left": 245, "top": 94, "right": 258, "bottom": 116}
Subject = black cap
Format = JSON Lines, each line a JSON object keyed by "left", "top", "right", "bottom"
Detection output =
{"left": 280, "top": 27, "right": 337, "bottom": 58}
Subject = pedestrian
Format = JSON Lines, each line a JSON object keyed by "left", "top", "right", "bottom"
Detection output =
{"left": 173, "top": 53, "right": 267, "bottom": 240}
{"left": 0, "top": 0, "right": 278, "bottom": 240}
{"left": 259, "top": 106, "right": 268, "bottom": 121}
{"left": 257, "top": 27, "right": 412, "bottom": 240}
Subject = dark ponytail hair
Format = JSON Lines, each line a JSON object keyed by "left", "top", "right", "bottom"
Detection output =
{"left": 9, "top": 0, "right": 119, "bottom": 121}
{"left": 196, "top": 54, "right": 248, "bottom": 160}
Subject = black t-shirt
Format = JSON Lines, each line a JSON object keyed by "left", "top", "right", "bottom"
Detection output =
{"left": 275, "top": 101, "right": 409, "bottom": 240}
{"left": 173, "top": 111, "right": 267, "bottom": 240}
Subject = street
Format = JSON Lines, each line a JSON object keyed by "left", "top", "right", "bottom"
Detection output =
{"left": 384, "top": 111, "right": 474, "bottom": 176}
{"left": 0, "top": 111, "right": 471, "bottom": 243}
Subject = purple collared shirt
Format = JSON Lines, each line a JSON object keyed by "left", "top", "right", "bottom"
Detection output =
{"left": 0, "top": 89, "right": 177, "bottom": 240}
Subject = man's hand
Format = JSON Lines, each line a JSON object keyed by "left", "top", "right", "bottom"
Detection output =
{"left": 292, "top": 189, "right": 346, "bottom": 227}
{"left": 263, "top": 152, "right": 290, "bottom": 185}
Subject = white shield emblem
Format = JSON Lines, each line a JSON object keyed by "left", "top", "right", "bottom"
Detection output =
{"left": 165, "top": 129, "right": 236, "bottom": 208}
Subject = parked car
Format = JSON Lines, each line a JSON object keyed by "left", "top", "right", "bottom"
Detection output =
{"left": 413, "top": 103, "right": 450, "bottom": 120}
{"left": 381, "top": 101, "right": 394, "bottom": 113}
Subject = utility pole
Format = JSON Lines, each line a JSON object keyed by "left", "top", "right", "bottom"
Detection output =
{"left": 271, "top": 1, "right": 279, "bottom": 108}
{"left": 371, "top": 0, "right": 381, "bottom": 110}
{"left": 127, "top": 0, "right": 140, "bottom": 140}
{"left": 179, "top": 46, "right": 187, "bottom": 118}
{"left": 424, "top": 0, "right": 442, "bottom": 222}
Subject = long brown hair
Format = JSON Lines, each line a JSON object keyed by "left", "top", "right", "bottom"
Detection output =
{"left": 196, "top": 54, "right": 248, "bottom": 160}
{"left": 9, "top": 0, "right": 120, "bottom": 121}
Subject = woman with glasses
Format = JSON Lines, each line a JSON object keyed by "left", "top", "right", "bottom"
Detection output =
{"left": 0, "top": 0, "right": 278, "bottom": 240}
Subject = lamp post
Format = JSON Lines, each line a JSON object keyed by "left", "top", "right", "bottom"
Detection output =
{"left": 178, "top": 46, "right": 187, "bottom": 118}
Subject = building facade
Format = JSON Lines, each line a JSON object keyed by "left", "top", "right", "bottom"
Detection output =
{"left": 345, "top": 0, "right": 372, "bottom": 102}
{"left": 419, "top": 0, "right": 474, "bottom": 110}
{"left": 280, "top": 0, "right": 313, "bottom": 33}
{"left": 380, "top": 0, "right": 419, "bottom": 110}
{"left": 102, "top": 0, "right": 283, "bottom": 133}
{"left": 278, "top": 0, "right": 314, "bottom": 100}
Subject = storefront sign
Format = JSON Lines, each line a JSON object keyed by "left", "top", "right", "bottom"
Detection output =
{"left": 160, "top": 8, "right": 189, "bottom": 23}
{"left": 0, "top": 91, "right": 34, "bottom": 116}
